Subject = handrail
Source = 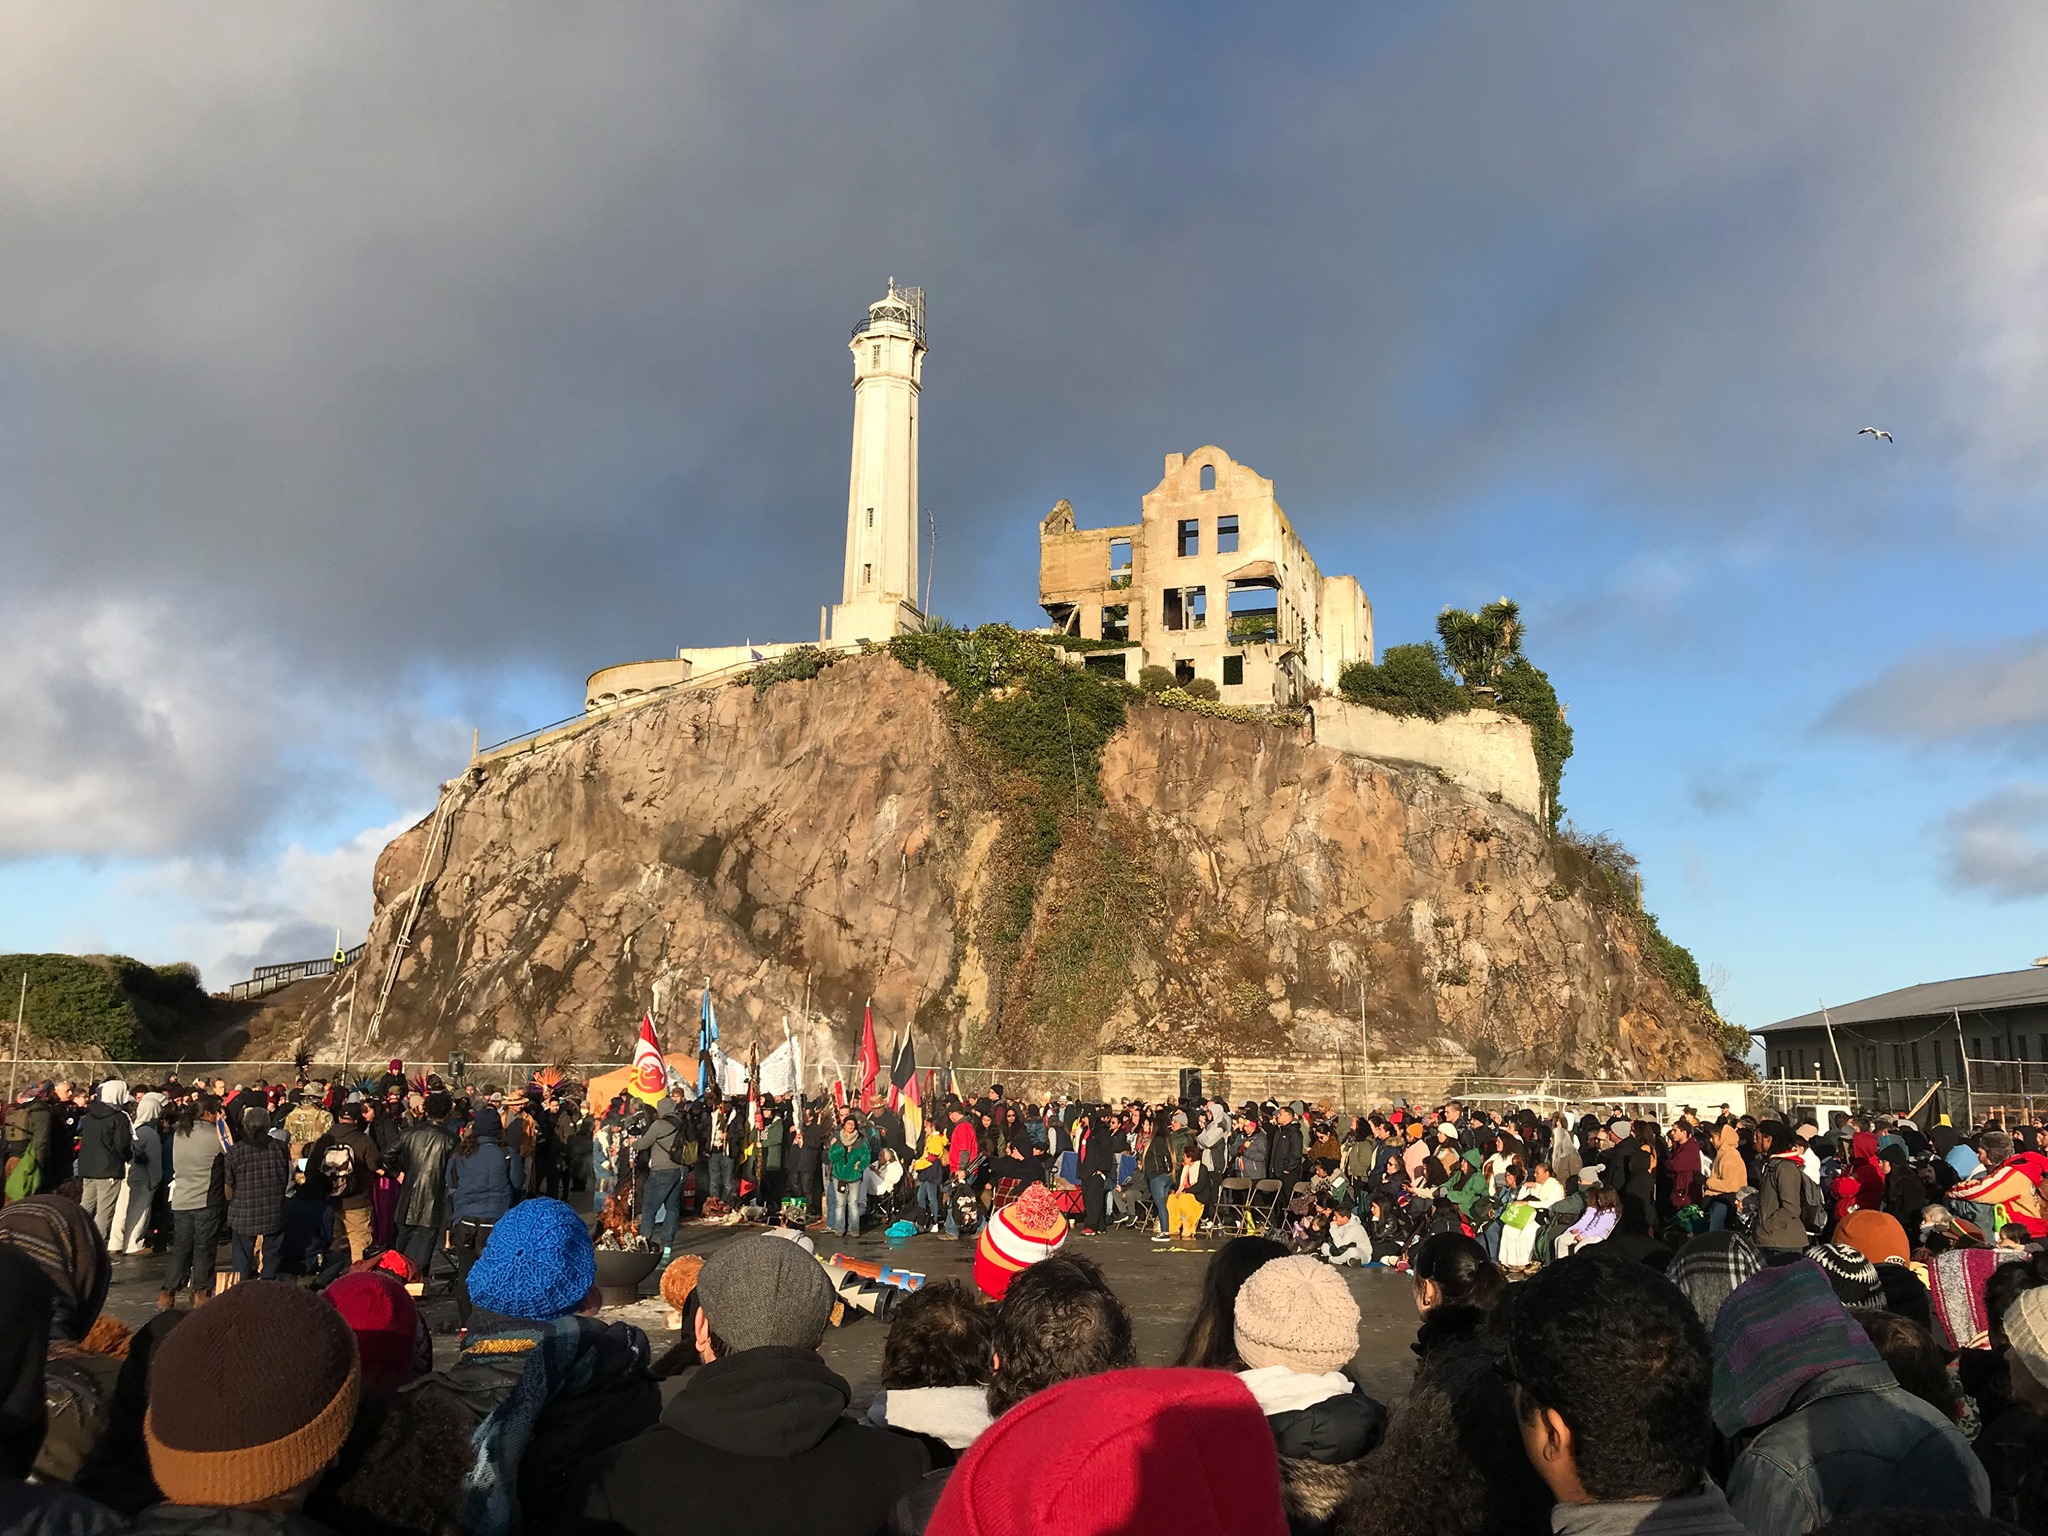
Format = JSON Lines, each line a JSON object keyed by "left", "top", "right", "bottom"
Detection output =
{"left": 224, "top": 946, "right": 365, "bottom": 1001}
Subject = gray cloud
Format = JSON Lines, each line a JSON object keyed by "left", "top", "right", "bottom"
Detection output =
{"left": 1943, "top": 783, "right": 2048, "bottom": 899}
{"left": 5, "top": 6, "right": 2048, "bottom": 862}
{"left": 1823, "top": 632, "right": 2048, "bottom": 745}
{"left": 1688, "top": 764, "right": 1776, "bottom": 818}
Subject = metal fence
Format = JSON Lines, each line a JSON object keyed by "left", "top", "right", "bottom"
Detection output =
{"left": 224, "top": 947, "right": 365, "bottom": 1003}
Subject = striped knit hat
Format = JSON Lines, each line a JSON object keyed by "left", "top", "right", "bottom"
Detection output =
{"left": 0, "top": 1194, "right": 108, "bottom": 1341}
{"left": 1711, "top": 1261, "right": 1879, "bottom": 1436}
{"left": 1806, "top": 1243, "right": 1882, "bottom": 1309}
{"left": 975, "top": 1186, "right": 1070, "bottom": 1300}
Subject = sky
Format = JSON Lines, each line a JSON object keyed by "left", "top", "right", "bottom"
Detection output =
{"left": 1, "top": 5, "right": 2045, "bottom": 1034}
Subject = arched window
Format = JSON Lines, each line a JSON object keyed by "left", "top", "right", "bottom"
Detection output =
{"left": 1200, "top": 463, "right": 1216, "bottom": 491}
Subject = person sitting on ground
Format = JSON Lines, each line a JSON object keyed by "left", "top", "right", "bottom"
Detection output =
{"left": 1666, "top": 1229, "right": 1764, "bottom": 1332}
{"left": 1713, "top": 1258, "right": 1989, "bottom": 1532}
{"left": 927, "top": 1368, "right": 1288, "bottom": 1536}
{"left": 1322, "top": 1197, "right": 1371, "bottom": 1267}
{"left": 867, "top": 1280, "right": 995, "bottom": 1462}
{"left": 576, "top": 1232, "right": 931, "bottom": 1536}
{"left": 1175, "top": 1235, "right": 1290, "bottom": 1370}
{"left": 442, "top": 1197, "right": 659, "bottom": 1536}
{"left": 133, "top": 1280, "right": 362, "bottom": 1536}
{"left": 1348, "top": 1231, "right": 1547, "bottom": 1536}
{"left": 0, "top": 1192, "right": 118, "bottom": 1485}
{"left": 1233, "top": 1254, "right": 1386, "bottom": 1535}
{"left": 1505, "top": 1252, "right": 1751, "bottom": 1536}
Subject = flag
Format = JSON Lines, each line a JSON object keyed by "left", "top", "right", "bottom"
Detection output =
{"left": 857, "top": 999, "right": 880, "bottom": 1114}
{"left": 697, "top": 981, "right": 719, "bottom": 1096}
{"left": 628, "top": 1012, "right": 667, "bottom": 1104}
{"left": 891, "top": 1023, "right": 923, "bottom": 1149}
{"left": 831, "top": 1074, "right": 847, "bottom": 1116}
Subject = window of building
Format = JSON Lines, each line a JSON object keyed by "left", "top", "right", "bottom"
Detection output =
{"left": 1223, "top": 653, "right": 1244, "bottom": 687}
{"left": 866, "top": 508, "right": 874, "bottom": 527}
{"left": 1186, "top": 587, "right": 1206, "bottom": 628}
{"left": 1200, "top": 463, "right": 1216, "bottom": 491}
{"left": 1178, "top": 518, "right": 1200, "bottom": 557}
{"left": 1973, "top": 1037, "right": 1984, "bottom": 1059}
{"left": 1174, "top": 658, "right": 1195, "bottom": 684}
{"left": 862, "top": 563, "right": 872, "bottom": 585}
{"left": 1163, "top": 589, "right": 1183, "bottom": 631}
{"left": 1217, "top": 514, "right": 1239, "bottom": 554}
{"left": 1101, "top": 604, "right": 1129, "bottom": 643}
{"left": 872, "top": 344, "right": 881, "bottom": 367}
{"left": 1893, "top": 1044, "right": 1906, "bottom": 1077}
{"left": 2021, "top": 1037, "right": 2031, "bottom": 1062}
{"left": 1083, "top": 652, "right": 1127, "bottom": 681}
{"left": 1108, "top": 538, "right": 1133, "bottom": 589}
{"left": 1911, "top": 1041, "right": 1922, "bottom": 1076}
{"left": 1933, "top": 1039, "right": 1945, "bottom": 1075}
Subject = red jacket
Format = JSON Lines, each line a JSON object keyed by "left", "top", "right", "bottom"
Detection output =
{"left": 947, "top": 1119, "right": 979, "bottom": 1175}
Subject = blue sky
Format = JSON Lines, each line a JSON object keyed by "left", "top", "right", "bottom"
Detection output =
{"left": 0, "top": 6, "right": 2044, "bottom": 1034}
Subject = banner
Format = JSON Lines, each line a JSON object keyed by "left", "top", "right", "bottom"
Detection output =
{"left": 858, "top": 1000, "right": 880, "bottom": 1114}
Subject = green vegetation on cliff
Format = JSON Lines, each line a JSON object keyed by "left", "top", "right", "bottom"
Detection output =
{"left": 0, "top": 954, "right": 211, "bottom": 1058}
{"left": 1339, "top": 600, "right": 1573, "bottom": 827}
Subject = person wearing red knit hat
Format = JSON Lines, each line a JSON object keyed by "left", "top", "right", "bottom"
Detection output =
{"left": 325, "top": 1270, "right": 431, "bottom": 1396}
{"left": 974, "top": 1185, "right": 1069, "bottom": 1301}
{"left": 927, "top": 1367, "right": 1286, "bottom": 1536}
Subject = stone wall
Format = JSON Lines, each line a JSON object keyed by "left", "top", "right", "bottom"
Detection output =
{"left": 1309, "top": 699, "right": 1542, "bottom": 819}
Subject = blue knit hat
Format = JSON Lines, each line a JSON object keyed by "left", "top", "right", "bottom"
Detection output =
{"left": 466, "top": 1198, "right": 595, "bottom": 1320}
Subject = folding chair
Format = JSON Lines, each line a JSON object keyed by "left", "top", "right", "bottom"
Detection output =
{"left": 1250, "top": 1179, "right": 1284, "bottom": 1230}
{"left": 1210, "top": 1177, "right": 1252, "bottom": 1233}
{"left": 1119, "top": 1179, "right": 1157, "bottom": 1231}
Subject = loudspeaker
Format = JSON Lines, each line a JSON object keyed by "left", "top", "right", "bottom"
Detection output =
{"left": 1179, "top": 1068, "right": 1204, "bottom": 1103}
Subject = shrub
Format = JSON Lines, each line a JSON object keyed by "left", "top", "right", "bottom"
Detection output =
{"left": 1137, "top": 664, "right": 1176, "bottom": 695}
{"left": 1337, "top": 643, "right": 1466, "bottom": 720}
{"left": 745, "top": 645, "right": 837, "bottom": 694}
{"left": 0, "top": 953, "right": 212, "bottom": 1057}
{"left": 1183, "top": 677, "right": 1220, "bottom": 702}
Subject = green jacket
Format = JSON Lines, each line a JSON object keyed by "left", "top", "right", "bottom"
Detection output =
{"left": 827, "top": 1137, "right": 872, "bottom": 1184}
{"left": 761, "top": 1118, "right": 786, "bottom": 1172}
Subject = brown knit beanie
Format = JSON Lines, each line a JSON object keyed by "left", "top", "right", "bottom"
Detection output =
{"left": 1233, "top": 1255, "right": 1361, "bottom": 1374}
{"left": 146, "top": 1280, "right": 360, "bottom": 1507}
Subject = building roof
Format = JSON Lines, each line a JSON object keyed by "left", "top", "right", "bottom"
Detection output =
{"left": 1756, "top": 967, "right": 2048, "bottom": 1035}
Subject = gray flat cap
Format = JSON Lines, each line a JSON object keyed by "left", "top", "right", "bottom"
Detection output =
{"left": 695, "top": 1233, "right": 834, "bottom": 1353}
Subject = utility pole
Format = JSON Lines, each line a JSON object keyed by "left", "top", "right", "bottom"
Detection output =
{"left": 1955, "top": 1007, "right": 1974, "bottom": 1127}
{"left": 1819, "top": 1001, "right": 1846, "bottom": 1090}
{"left": 7, "top": 970, "right": 26, "bottom": 1104}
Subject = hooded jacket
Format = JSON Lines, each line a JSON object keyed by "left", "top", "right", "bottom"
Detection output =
{"left": 1236, "top": 1367, "right": 1385, "bottom": 1536}
{"left": 74, "top": 1088, "right": 132, "bottom": 1182}
{"left": 447, "top": 1113, "right": 524, "bottom": 1227}
{"left": 576, "top": 1346, "right": 930, "bottom": 1536}
{"left": 1705, "top": 1125, "right": 1746, "bottom": 1197}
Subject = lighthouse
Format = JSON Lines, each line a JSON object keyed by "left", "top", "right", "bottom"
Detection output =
{"left": 829, "top": 279, "right": 926, "bottom": 643}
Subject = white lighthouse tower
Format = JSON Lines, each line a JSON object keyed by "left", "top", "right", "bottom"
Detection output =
{"left": 829, "top": 279, "right": 926, "bottom": 643}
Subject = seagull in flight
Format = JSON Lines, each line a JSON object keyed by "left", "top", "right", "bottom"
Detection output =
{"left": 1857, "top": 426, "right": 1894, "bottom": 442}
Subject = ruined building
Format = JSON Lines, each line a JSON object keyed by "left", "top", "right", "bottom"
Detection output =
{"left": 1039, "top": 448, "right": 1372, "bottom": 708}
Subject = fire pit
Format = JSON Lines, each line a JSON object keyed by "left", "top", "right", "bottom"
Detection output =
{"left": 593, "top": 1245, "right": 661, "bottom": 1308}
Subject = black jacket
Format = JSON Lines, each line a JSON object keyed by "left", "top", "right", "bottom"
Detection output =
{"left": 74, "top": 1102, "right": 132, "bottom": 1181}
{"left": 1268, "top": 1386, "right": 1389, "bottom": 1536}
{"left": 1269, "top": 1121, "right": 1306, "bottom": 1185}
{"left": 395, "top": 1121, "right": 457, "bottom": 1230}
{"left": 575, "top": 1346, "right": 930, "bottom": 1536}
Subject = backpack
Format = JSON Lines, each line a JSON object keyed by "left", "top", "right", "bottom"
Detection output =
{"left": 320, "top": 1140, "right": 358, "bottom": 1199}
{"left": 1798, "top": 1170, "right": 1827, "bottom": 1234}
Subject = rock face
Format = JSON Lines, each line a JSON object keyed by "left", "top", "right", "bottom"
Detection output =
{"left": 253, "top": 654, "right": 1723, "bottom": 1080}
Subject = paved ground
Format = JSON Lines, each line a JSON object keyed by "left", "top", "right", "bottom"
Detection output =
{"left": 103, "top": 1222, "right": 1422, "bottom": 1410}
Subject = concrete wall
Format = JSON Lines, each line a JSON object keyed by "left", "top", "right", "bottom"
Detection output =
{"left": 1309, "top": 699, "right": 1543, "bottom": 819}
{"left": 1098, "top": 1050, "right": 1480, "bottom": 1111}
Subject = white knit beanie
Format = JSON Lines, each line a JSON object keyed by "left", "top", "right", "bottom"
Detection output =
{"left": 2005, "top": 1285, "right": 2048, "bottom": 1393}
{"left": 1233, "top": 1255, "right": 1360, "bottom": 1374}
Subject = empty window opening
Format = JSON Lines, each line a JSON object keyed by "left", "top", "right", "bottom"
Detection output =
{"left": 1101, "top": 604, "right": 1129, "bottom": 643}
{"left": 866, "top": 507, "right": 874, "bottom": 528}
{"left": 1162, "top": 589, "right": 1183, "bottom": 631}
{"left": 1222, "top": 653, "right": 1244, "bottom": 687}
{"left": 1216, "top": 514, "right": 1239, "bottom": 554}
{"left": 1199, "top": 463, "right": 1216, "bottom": 491}
{"left": 1177, "top": 519, "right": 1199, "bottom": 557}
{"left": 1083, "top": 652, "right": 1128, "bottom": 681}
{"left": 1186, "top": 587, "right": 1206, "bottom": 628}
{"left": 1108, "top": 538, "right": 1133, "bottom": 589}
{"left": 1226, "top": 582, "right": 1279, "bottom": 644}
{"left": 863, "top": 563, "right": 872, "bottom": 585}
{"left": 1174, "top": 659, "right": 1195, "bottom": 684}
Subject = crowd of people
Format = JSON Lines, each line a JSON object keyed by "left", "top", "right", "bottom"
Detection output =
{"left": 3, "top": 1064, "right": 2048, "bottom": 1536}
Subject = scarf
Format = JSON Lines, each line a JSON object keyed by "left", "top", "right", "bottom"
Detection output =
{"left": 0, "top": 1193, "right": 108, "bottom": 1340}
{"left": 1711, "top": 1262, "right": 1880, "bottom": 1436}
{"left": 464, "top": 1317, "right": 638, "bottom": 1536}
{"left": 1667, "top": 1231, "right": 1763, "bottom": 1331}
{"left": 1929, "top": 1247, "right": 2024, "bottom": 1351}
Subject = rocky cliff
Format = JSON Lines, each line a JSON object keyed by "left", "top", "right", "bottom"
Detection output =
{"left": 250, "top": 653, "right": 1725, "bottom": 1080}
